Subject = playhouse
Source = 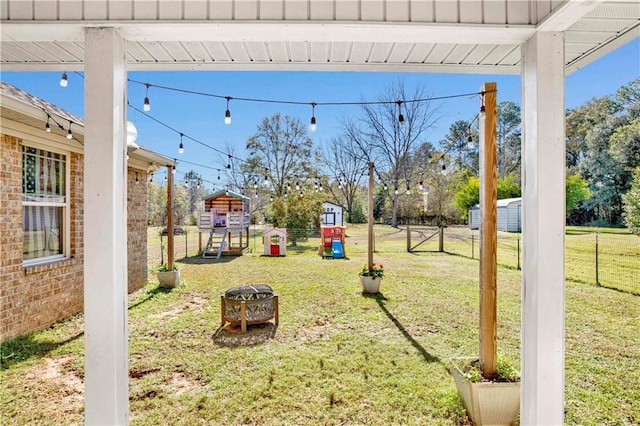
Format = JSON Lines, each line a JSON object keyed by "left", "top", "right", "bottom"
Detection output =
{"left": 321, "top": 201, "right": 344, "bottom": 226}
{"left": 198, "top": 190, "right": 250, "bottom": 258}
{"left": 263, "top": 227, "right": 287, "bottom": 256}
{"left": 319, "top": 225, "right": 346, "bottom": 259}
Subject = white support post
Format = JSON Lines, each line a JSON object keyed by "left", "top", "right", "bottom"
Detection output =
{"left": 83, "top": 27, "right": 129, "bottom": 425}
{"left": 521, "top": 32, "right": 566, "bottom": 425}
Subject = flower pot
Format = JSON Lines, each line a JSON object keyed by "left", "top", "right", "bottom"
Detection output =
{"left": 359, "top": 275, "right": 382, "bottom": 294}
{"left": 450, "top": 358, "right": 520, "bottom": 426}
{"left": 157, "top": 269, "right": 180, "bottom": 288}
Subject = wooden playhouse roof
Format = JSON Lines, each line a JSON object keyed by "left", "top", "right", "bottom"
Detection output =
{"left": 201, "top": 189, "right": 250, "bottom": 202}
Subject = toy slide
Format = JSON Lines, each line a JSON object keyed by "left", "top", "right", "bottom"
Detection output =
{"left": 331, "top": 240, "right": 344, "bottom": 259}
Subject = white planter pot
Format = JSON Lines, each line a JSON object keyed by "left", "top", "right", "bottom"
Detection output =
{"left": 157, "top": 269, "right": 180, "bottom": 288}
{"left": 359, "top": 275, "right": 382, "bottom": 293}
{"left": 450, "top": 358, "right": 520, "bottom": 426}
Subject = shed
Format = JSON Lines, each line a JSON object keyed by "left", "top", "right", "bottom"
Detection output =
{"left": 263, "top": 227, "right": 287, "bottom": 256}
{"left": 198, "top": 190, "right": 250, "bottom": 257}
{"left": 321, "top": 202, "right": 344, "bottom": 226}
{"left": 469, "top": 197, "right": 522, "bottom": 233}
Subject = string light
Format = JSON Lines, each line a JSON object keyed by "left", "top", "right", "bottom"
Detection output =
{"left": 224, "top": 96, "right": 232, "bottom": 125}
{"left": 397, "top": 101, "right": 405, "bottom": 127}
{"left": 310, "top": 102, "right": 317, "bottom": 132}
{"left": 226, "top": 154, "right": 231, "bottom": 169}
{"left": 67, "top": 121, "right": 73, "bottom": 139}
{"left": 129, "top": 78, "right": 484, "bottom": 109}
{"left": 60, "top": 72, "right": 68, "bottom": 87}
{"left": 45, "top": 115, "right": 51, "bottom": 132}
{"left": 178, "top": 133, "right": 184, "bottom": 154}
{"left": 406, "top": 180, "right": 411, "bottom": 195}
{"left": 394, "top": 187, "right": 399, "bottom": 195}
{"left": 143, "top": 83, "right": 151, "bottom": 112}
{"left": 419, "top": 180, "right": 424, "bottom": 190}
{"left": 172, "top": 164, "right": 176, "bottom": 174}
{"left": 135, "top": 172, "right": 139, "bottom": 185}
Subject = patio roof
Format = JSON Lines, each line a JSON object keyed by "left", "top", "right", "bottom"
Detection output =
{"left": 1, "top": 0, "right": 638, "bottom": 74}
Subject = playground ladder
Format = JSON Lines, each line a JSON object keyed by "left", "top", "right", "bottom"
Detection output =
{"left": 203, "top": 228, "right": 226, "bottom": 259}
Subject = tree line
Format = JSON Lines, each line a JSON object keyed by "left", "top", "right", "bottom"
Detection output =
{"left": 147, "top": 78, "right": 640, "bottom": 237}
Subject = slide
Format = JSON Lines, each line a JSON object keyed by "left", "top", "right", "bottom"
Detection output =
{"left": 331, "top": 240, "right": 344, "bottom": 259}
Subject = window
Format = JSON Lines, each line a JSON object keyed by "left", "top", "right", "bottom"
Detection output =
{"left": 22, "top": 145, "right": 68, "bottom": 264}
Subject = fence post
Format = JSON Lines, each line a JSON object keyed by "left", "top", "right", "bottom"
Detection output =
{"left": 472, "top": 234, "right": 475, "bottom": 259}
{"left": 438, "top": 227, "right": 444, "bottom": 252}
{"left": 517, "top": 237, "right": 521, "bottom": 270}
{"left": 595, "top": 233, "right": 600, "bottom": 286}
{"left": 185, "top": 232, "right": 188, "bottom": 258}
{"left": 160, "top": 234, "right": 164, "bottom": 265}
{"left": 407, "top": 225, "right": 411, "bottom": 252}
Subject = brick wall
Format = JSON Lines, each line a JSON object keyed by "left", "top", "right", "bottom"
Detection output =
{"left": 0, "top": 134, "right": 149, "bottom": 343}
{"left": 127, "top": 167, "right": 148, "bottom": 293}
{"left": 0, "top": 135, "right": 84, "bottom": 342}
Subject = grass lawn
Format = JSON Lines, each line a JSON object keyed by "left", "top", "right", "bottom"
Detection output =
{"left": 1, "top": 224, "right": 639, "bottom": 425}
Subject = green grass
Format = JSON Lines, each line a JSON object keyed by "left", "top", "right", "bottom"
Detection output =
{"left": 1, "top": 224, "right": 639, "bottom": 425}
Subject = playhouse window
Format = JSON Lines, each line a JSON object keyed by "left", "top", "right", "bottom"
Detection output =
{"left": 22, "top": 145, "right": 69, "bottom": 264}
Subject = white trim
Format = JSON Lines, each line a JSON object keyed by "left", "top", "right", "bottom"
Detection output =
{"left": 1, "top": 120, "right": 84, "bottom": 154}
{"left": 1, "top": 22, "right": 536, "bottom": 44}
{"left": 537, "top": 0, "right": 605, "bottom": 32}
{"left": 0, "top": 60, "right": 523, "bottom": 74}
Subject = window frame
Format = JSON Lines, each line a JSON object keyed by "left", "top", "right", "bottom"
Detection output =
{"left": 21, "top": 141, "right": 71, "bottom": 266}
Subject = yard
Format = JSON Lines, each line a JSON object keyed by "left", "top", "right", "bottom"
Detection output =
{"left": 1, "top": 224, "right": 639, "bottom": 425}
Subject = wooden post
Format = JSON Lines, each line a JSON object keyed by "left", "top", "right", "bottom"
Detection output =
{"left": 167, "top": 165, "right": 174, "bottom": 270}
{"left": 367, "top": 162, "right": 374, "bottom": 271}
{"left": 479, "top": 82, "right": 498, "bottom": 379}
{"left": 274, "top": 295, "right": 279, "bottom": 326}
{"left": 438, "top": 227, "right": 444, "bottom": 252}
{"left": 406, "top": 225, "right": 411, "bottom": 252}
{"left": 198, "top": 232, "right": 202, "bottom": 254}
{"left": 220, "top": 295, "right": 225, "bottom": 326}
{"left": 240, "top": 301, "right": 247, "bottom": 333}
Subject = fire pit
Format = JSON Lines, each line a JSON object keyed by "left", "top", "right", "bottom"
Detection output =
{"left": 221, "top": 284, "right": 279, "bottom": 333}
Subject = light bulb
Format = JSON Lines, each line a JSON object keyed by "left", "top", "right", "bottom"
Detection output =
{"left": 45, "top": 118, "right": 51, "bottom": 133}
{"left": 67, "top": 129, "right": 72, "bottom": 139}
{"left": 224, "top": 109, "right": 231, "bottom": 125}
{"left": 398, "top": 113, "right": 405, "bottom": 127}
{"left": 143, "top": 97, "right": 151, "bottom": 112}
{"left": 172, "top": 165, "right": 176, "bottom": 174}
{"left": 60, "top": 72, "right": 68, "bottom": 87}
{"left": 178, "top": 142, "right": 184, "bottom": 154}
{"left": 310, "top": 116, "right": 317, "bottom": 132}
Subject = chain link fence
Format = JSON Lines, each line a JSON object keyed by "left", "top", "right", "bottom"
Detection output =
{"left": 147, "top": 225, "right": 639, "bottom": 295}
{"left": 408, "top": 226, "right": 639, "bottom": 295}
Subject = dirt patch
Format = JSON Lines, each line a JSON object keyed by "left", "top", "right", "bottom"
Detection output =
{"left": 166, "top": 372, "right": 201, "bottom": 396}
{"left": 148, "top": 294, "right": 209, "bottom": 320}
{"left": 26, "top": 357, "right": 83, "bottom": 405}
{"left": 129, "top": 367, "right": 161, "bottom": 379}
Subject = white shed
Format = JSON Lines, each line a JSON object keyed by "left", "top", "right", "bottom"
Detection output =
{"left": 469, "top": 197, "right": 521, "bottom": 233}
{"left": 321, "top": 202, "right": 344, "bottom": 226}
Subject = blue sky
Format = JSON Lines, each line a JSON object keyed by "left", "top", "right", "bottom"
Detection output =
{"left": 2, "top": 38, "right": 638, "bottom": 186}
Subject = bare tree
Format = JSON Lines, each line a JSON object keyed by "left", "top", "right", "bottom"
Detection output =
{"left": 243, "top": 113, "right": 318, "bottom": 197}
{"left": 321, "top": 136, "right": 368, "bottom": 223}
{"left": 342, "top": 82, "right": 440, "bottom": 227}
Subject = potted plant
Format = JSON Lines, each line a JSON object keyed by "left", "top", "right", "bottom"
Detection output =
{"left": 358, "top": 263, "right": 384, "bottom": 294}
{"left": 450, "top": 357, "right": 520, "bottom": 426}
{"left": 157, "top": 263, "right": 180, "bottom": 288}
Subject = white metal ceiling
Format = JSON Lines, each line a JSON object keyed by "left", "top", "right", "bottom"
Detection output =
{"left": 0, "top": 0, "right": 638, "bottom": 74}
